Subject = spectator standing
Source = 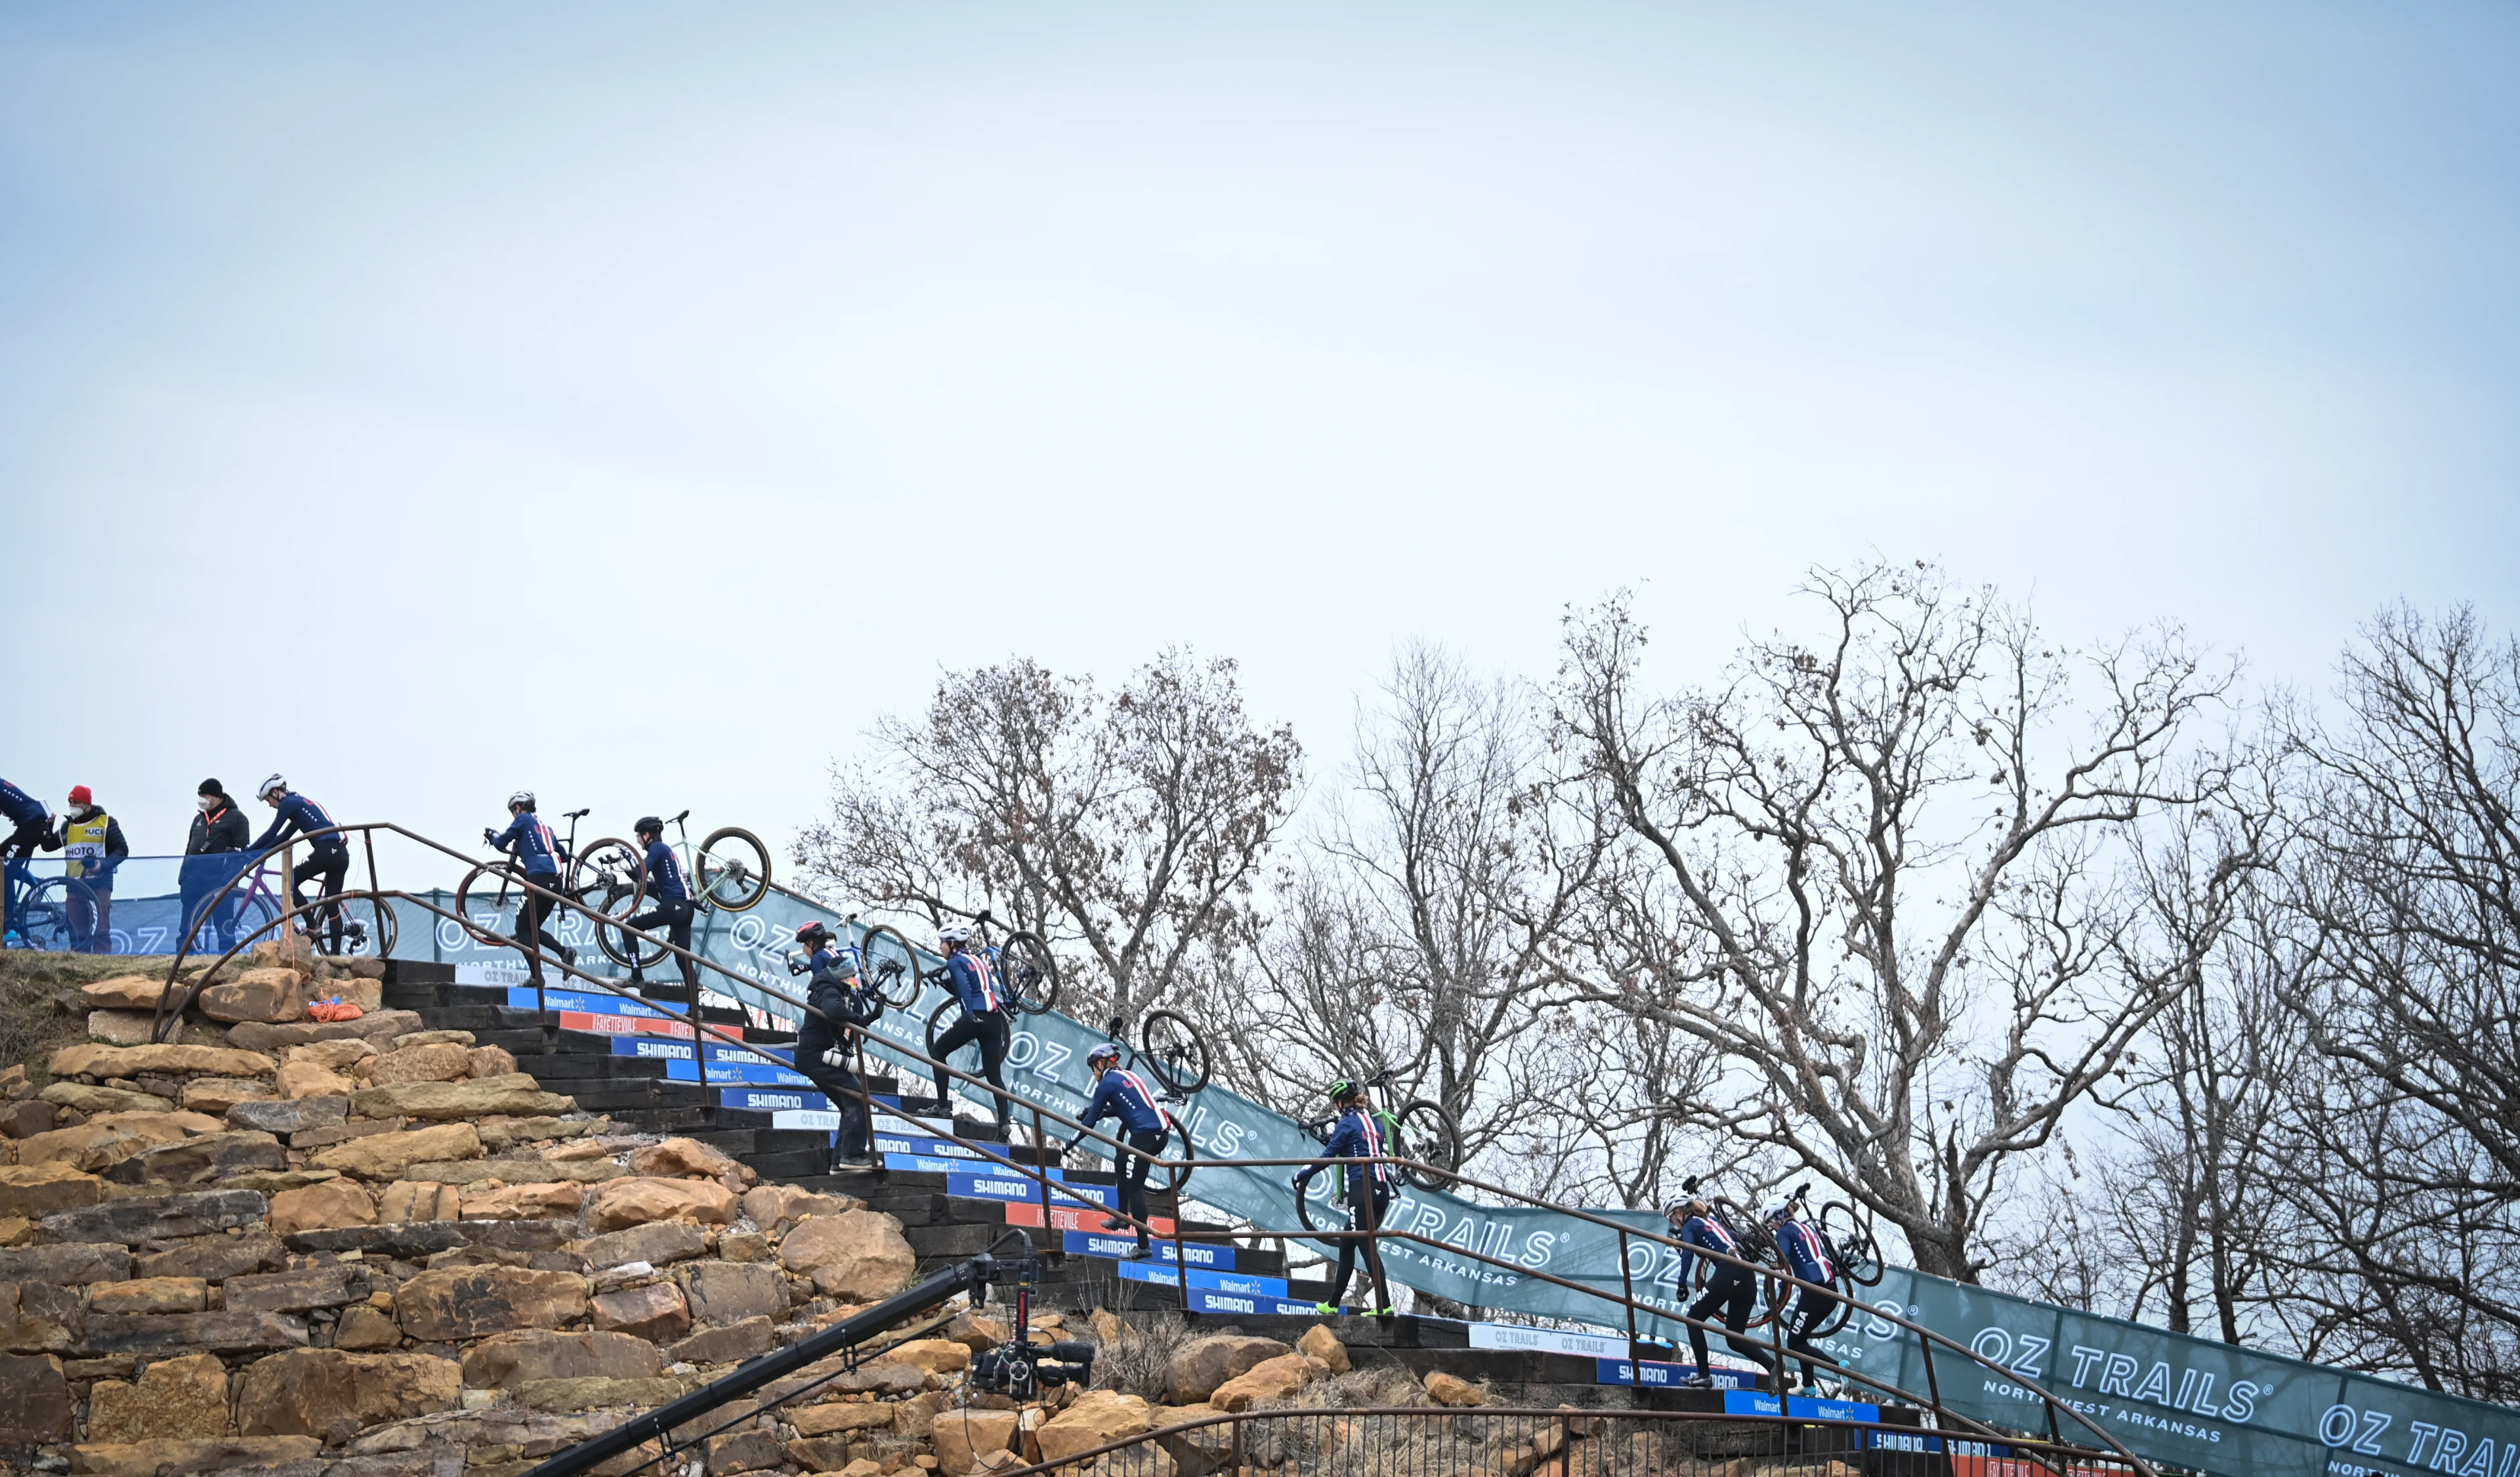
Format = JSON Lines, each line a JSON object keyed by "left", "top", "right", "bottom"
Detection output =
{"left": 180, "top": 779, "right": 252, "bottom": 953}
{"left": 52, "top": 785, "right": 127, "bottom": 954}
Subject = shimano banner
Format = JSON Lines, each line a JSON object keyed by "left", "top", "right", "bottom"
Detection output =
{"left": 395, "top": 886, "right": 2520, "bottom": 1477}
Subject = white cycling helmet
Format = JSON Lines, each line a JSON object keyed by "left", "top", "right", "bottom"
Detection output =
{"left": 938, "top": 925, "right": 973, "bottom": 946}
{"left": 1763, "top": 1201, "right": 1794, "bottom": 1224}
{"left": 509, "top": 791, "right": 536, "bottom": 809}
{"left": 1087, "top": 1042, "right": 1121, "bottom": 1066}
{"left": 259, "top": 774, "right": 289, "bottom": 800}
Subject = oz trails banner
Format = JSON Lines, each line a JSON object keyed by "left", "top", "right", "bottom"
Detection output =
{"left": 394, "top": 886, "right": 2520, "bottom": 1477}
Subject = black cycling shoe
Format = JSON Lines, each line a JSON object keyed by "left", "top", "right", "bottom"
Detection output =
{"left": 1098, "top": 1217, "right": 1129, "bottom": 1231}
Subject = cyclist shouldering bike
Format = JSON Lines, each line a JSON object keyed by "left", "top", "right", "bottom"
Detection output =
{"left": 930, "top": 924, "right": 1013, "bottom": 1132}
{"left": 1066, "top": 1042, "right": 1171, "bottom": 1261}
{"left": 1667, "top": 1189, "right": 1780, "bottom": 1394}
{"left": 1292, "top": 1077, "right": 1396, "bottom": 1317}
{"left": 786, "top": 920, "right": 876, "bottom": 1167}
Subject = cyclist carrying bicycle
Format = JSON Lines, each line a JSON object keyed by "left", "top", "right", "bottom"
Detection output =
{"left": 0, "top": 778, "right": 52, "bottom": 943}
{"left": 1668, "top": 1195, "right": 1779, "bottom": 1393}
{"left": 485, "top": 792, "right": 574, "bottom": 976}
{"left": 929, "top": 926, "right": 1011, "bottom": 1132}
{"left": 249, "top": 775, "right": 349, "bottom": 952}
{"left": 787, "top": 920, "right": 875, "bottom": 1168}
{"left": 1065, "top": 1042, "right": 1167, "bottom": 1261}
{"left": 1764, "top": 1201, "right": 1840, "bottom": 1396}
{"left": 1292, "top": 1078, "right": 1396, "bottom": 1317}
{"left": 623, "top": 815, "right": 700, "bottom": 1005}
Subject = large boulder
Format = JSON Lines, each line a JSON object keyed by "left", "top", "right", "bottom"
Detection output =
{"left": 583, "top": 1176, "right": 740, "bottom": 1234}
{"left": 1423, "top": 1370, "right": 1486, "bottom": 1407}
{"left": 308, "top": 1123, "right": 483, "bottom": 1180}
{"left": 355, "top": 1042, "right": 472, "bottom": 1086}
{"left": 1297, "top": 1323, "right": 1351, "bottom": 1373}
{"left": 50, "top": 1044, "right": 276, "bottom": 1080}
{"left": 39, "top": 1084, "right": 171, "bottom": 1117}
{"left": 349, "top": 1075, "right": 574, "bottom": 1121}
{"left": 79, "top": 975, "right": 174, "bottom": 1012}
{"left": 1164, "top": 1335, "right": 1292, "bottom": 1403}
{"left": 1034, "top": 1390, "right": 1154, "bottom": 1465}
{"left": 776, "top": 1209, "right": 915, "bottom": 1299}
{"left": 590, "top": 1281, "right": 691, "bottom": 1342}
{"left": 0, "top": 1163, "right": 103, "bottom": 1218}
{"left": 232, "top": 1348, "right": 461, "bottom": 1437}
{"left": 738, "top": 1184, "right": 856, "bottom": 1235}
{"left": 16, "top": 1118, "right": 196, "bottom": 1174}
{"left": 461, "top": 1181, "right": 585, "bottom": 1220}
{"left": 64, "top": 1436, "right": 319, "bottom": 1477}
{"left": 0, "top": 1352, "right": 70, "bottom": 1444}
{"left": 196, "top": 969, "right": 305, "bottom": 1025}
{"left": 394, "top": 1266, "right": 589, "bottom": 1341}
{"left": 100, "top": 1131, "right": 285, "bottom": 1186}
{"left": 84, "top": 1352, "right": 227, "bottom": 1442}
{"left": 1209, "top": 1352, "right": 1328, "bottom": 1413}
{"left": 267, "top": 1179, "right": 376, "bottom": 1238}
{"left": 460, "top": 1329, "right": 663, "bottom": 1388}
{"left": 684, "top": 1261, "right": 786, "bottom": 1328}
{"left": 890, "top": 1338, "right": 972, "bottom": 1374}
{"left": 628, "top": 1138, "right": 746, "bottom": 1182}
{"left": 272, "top": 1062, "right": 353, "bottom": 1100}
{"left": 930, "top": 1409, "right": 1020, "bottom": 1476}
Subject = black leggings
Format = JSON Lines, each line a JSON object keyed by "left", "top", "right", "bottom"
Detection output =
{"left": 292, "top": 848, "right": 349, "bottom": 951}
{"left": 930, "top": 1006, "right": 1010, "bottom": 1125}
{"left": 1782, "top": 1289, "right": 1838, "bottom": 1384}
{"left": 626, "top": 899, "right": 697, "bottom": 1000}
{"left": 513, "top": 870, "right": 568, "bottom": 976}
{"left": 794, "top": 1011, "right": 871, "bottom": 1160}
{"left": 1687, "top": 1267, "right": 1778, "bottom": 1382}
{"left": 1332, "top": 1178, "right": 1393, "bottom": 1310}
{"left": 1111, "top": 1126, "right": 1169, "bottom": 1244}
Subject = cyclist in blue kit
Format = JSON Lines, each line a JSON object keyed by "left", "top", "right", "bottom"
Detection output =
{"left": 486, "top": 792, "right": 575, "bottom": 976}
{"left": 787, "top": 921, "right": 875, "bottom": 1168}
{"left": 623, "top": 816, "right": 701, "bottom": 1005}
{"left": 251, "top": 775, "right": 349, "bottom": 951}
{"left": 1065, "top": 1042, "right": 1169, "bottom": 1260}
{"left": 1668, "top": 1195, "right": 1780, "bottom": 1392}
{"left": 0, "top": 778, "right": 51, "bottom": 944}
{"left": 929, "top": 925, "right": 1012, "bottom": 1131}
{"left": 1293, "top": 1078, "right": 1396, "bottom": 1316}
{"left": 1765, "top": 1201, "right": 1841, "bottom": 1396}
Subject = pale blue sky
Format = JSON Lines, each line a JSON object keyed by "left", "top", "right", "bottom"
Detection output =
{"left": 4, "top": 4, "right": 2513, "bottom": 862}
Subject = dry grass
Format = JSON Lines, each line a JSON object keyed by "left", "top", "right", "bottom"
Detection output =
{"left": 0, "top": 950, "right": 146, "bottom": 1084}
{"left": 1087, "top": 1307, "right": 1196, "bottom": 1402}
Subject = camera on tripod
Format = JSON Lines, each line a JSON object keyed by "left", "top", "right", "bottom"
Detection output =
{"left": 969, "top": 1340, "right": 1097, "bottom": 1401}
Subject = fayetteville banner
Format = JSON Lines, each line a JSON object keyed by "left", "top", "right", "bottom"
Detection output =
{"left": 394, "top": 888, "right": 2520, "bottom": 1477}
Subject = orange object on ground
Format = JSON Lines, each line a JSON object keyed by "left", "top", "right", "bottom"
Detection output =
{"left": 306, "top": 999, "right": 364, "bottom": 1021}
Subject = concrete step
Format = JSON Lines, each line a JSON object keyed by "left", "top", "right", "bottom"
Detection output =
{"left": 513, "top": 1054, "right": 673, "bottom": 1082}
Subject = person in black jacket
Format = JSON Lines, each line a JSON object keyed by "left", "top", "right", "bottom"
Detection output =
{"left": 180, "top": 779, "right": 253, "bottom": 953}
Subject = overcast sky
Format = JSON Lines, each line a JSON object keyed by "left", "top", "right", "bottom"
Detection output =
{"left": 4, "top": 3, "right": 2513, "bottom": 868}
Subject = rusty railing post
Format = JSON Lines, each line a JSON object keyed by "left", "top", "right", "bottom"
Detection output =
{"left": 1618, "top": 1229, "right": 1639, "bottom": 1352}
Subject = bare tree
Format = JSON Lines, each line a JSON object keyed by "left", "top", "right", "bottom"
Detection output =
{"left": 1544, "top": 561, "right": 2259, "bottom": 1281}
{"left": 796, "top": 650, "right": 1301, "bottom": 1022}
{"left": 2263, "top": 605, "right": 2520, "bottom": 1399}
{"left": 1200, "top": 645, "right": 1611, "bottom": 1167}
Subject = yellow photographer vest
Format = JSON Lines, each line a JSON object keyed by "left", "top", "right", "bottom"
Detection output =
{"left": 62, "top": 811, "right": 112, "bottom": 880}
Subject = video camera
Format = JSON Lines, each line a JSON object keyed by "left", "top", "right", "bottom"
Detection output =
{"left": 969, "top": 1340, "right": 1096, "bottom": 1401}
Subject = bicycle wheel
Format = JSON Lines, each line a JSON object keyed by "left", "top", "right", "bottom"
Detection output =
{"left": 571, "top": 839, "right": 658, "bottom": 968}
{"left": 1821, "top": 1201, "right": 1884, "bottom": 1285}
{"left": 1294, "top": 1172, "right": 1336, "bottom": 1236}
{"left": 230, "top": 889, "right": 283, "bottom": 951}
{"left": 332, "top": 891, "right": 398, "bottom": 959}
{"left": 1807, "top": 1275, "right": 1858, "bottom": 1338}
{"left": 996, "top": 930, "right": 1060, "bottom": 1016}
{"left": 455, "top": 863, "right": 522, "bottom": 947}
{"left": 1149, "top": 1119, "right": 1198, "bottom": 1195}
{"left": 860, "top": 923, "right": 923, "bottom": 1010}
{"left": 1138, "top": 1010, "right": 1212, "bottom": 1095}
{"left": 16, "top": 878, "right": 89, "bottom": 952}
{"left": 1392, "top": 1098, "right": 1461, "bottom": 1192}
{"left": 696, "top": 826, "right": 772, "bottom": 912}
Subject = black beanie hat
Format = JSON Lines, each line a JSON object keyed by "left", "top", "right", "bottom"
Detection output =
{"left": 198, "top": 778, "right": 225, "bottom": 798}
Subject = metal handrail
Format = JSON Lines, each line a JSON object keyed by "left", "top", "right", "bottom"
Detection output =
{"left": 982, "top": 1403, "right": 2141, "bottom": 1477}
{"left": 128, "top": 819, "right": 2147, "bottom": 1472}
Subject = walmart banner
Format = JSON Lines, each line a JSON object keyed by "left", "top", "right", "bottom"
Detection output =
{"left": 396, "top": 886, "right": 2520, "bottom": 1477}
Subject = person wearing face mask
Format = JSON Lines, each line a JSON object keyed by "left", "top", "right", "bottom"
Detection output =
{"left": 180, "top": 779, "right": 253, "bottom": 953}
{"left": 49, "top": 786, "right": 127, "bottom": 954}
